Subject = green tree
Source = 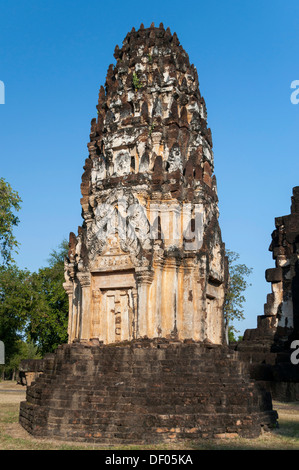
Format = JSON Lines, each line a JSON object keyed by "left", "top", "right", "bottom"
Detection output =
{"left": 224, "top": 250, "right": 253, "bottom": 345}
{"left": 228, "top": 328, "right": 244, "bottom": 344}
{"left": 0, "top": 178, "right": 22, "bottom": 265}
{"left": 27, "top": 240, "right": 69, "bottom": 355}
{"left": 0, "top": 240, "right": 69, "bottom": 371}
{"left": 1, "top": 339, "right": 41, "bottom": 380}
{"left": 0, "top": 264, "right": 33, "bottom": 364}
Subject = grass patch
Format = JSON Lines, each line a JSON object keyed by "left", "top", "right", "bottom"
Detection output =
{"left": 0, "top": 403, "right": 19, "bottom": 424}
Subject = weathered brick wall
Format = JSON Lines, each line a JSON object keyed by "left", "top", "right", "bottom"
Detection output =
{"left": 237, "top": 186, "right": 299, "bottom": 401}
{"left": 19, "top": 340, "right": 277, "bottom": 443}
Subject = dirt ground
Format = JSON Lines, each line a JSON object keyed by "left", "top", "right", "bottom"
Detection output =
{"left": 0, "top": 381, "right": 26, "bottom": 402}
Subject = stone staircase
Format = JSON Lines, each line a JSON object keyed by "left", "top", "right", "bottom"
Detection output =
{"left": 19, "top": 339, "right": 278, "bottom": 444}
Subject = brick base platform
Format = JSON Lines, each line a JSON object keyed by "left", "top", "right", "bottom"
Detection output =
{"left": 19, "top": 339, "right": 278, "bottom": 444}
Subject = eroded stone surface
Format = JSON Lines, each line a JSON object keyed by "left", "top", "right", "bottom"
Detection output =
{"left": 63, "top": 23, "right": 228, "bottom": 346}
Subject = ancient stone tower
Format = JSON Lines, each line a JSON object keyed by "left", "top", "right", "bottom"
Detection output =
{"left": 19, "top": 24, "right": 278, "bottom": 443}
{"left": 63, "top": 22, "right": 227, "bottom": 346}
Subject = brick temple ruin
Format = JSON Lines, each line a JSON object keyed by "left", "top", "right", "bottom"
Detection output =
{"left": 19, "top": 24, "right": 278, "bottom": 443}
{"left": 237, "top": 186, "right": 299, "bottom": 401}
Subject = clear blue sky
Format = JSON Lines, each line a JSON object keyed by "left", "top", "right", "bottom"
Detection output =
{"left": 1, "top": 0, "right": 298, "bottom": 335}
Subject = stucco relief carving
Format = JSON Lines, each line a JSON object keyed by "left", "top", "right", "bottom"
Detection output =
{"left": 91, "top": 156, "right": 106, "bottom": 185}
{"left": 167, "top": 144, "right": 183, "bottom": 172}
{"left": 114, "top": 151, "right": 131, "bottom": 176}
{"left": 86, "top": 189, "right": 152, "bottom": 267}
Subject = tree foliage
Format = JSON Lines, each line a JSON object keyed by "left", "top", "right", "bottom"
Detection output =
{"left": 0, "top": 264, "right": 33, "bottom": 361}
{"left": 0, "top": 339, "right": 41, "bottom": 380}
{"left": 0, "top": 178, "right": 70, "bottom": 368}
{"left": 0, "top": 178, "right": 22, "bottom": 265}
{"left": 0, "top": 240, "right": 69, "bottom": 369}
{"left": 224, "top": 250, "right": 253, "bottom": 344}
{"left": 26, "top": 240, "right": 69, "bottom": 356}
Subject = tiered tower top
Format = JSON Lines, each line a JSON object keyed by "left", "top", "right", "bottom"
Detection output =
{"left": 80, "top": 23, "right": 217, "bottom": 223}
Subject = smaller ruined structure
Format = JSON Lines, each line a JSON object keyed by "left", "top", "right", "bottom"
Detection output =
{"left": 237, "top": 186, "right": 299, "bottom": 400}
